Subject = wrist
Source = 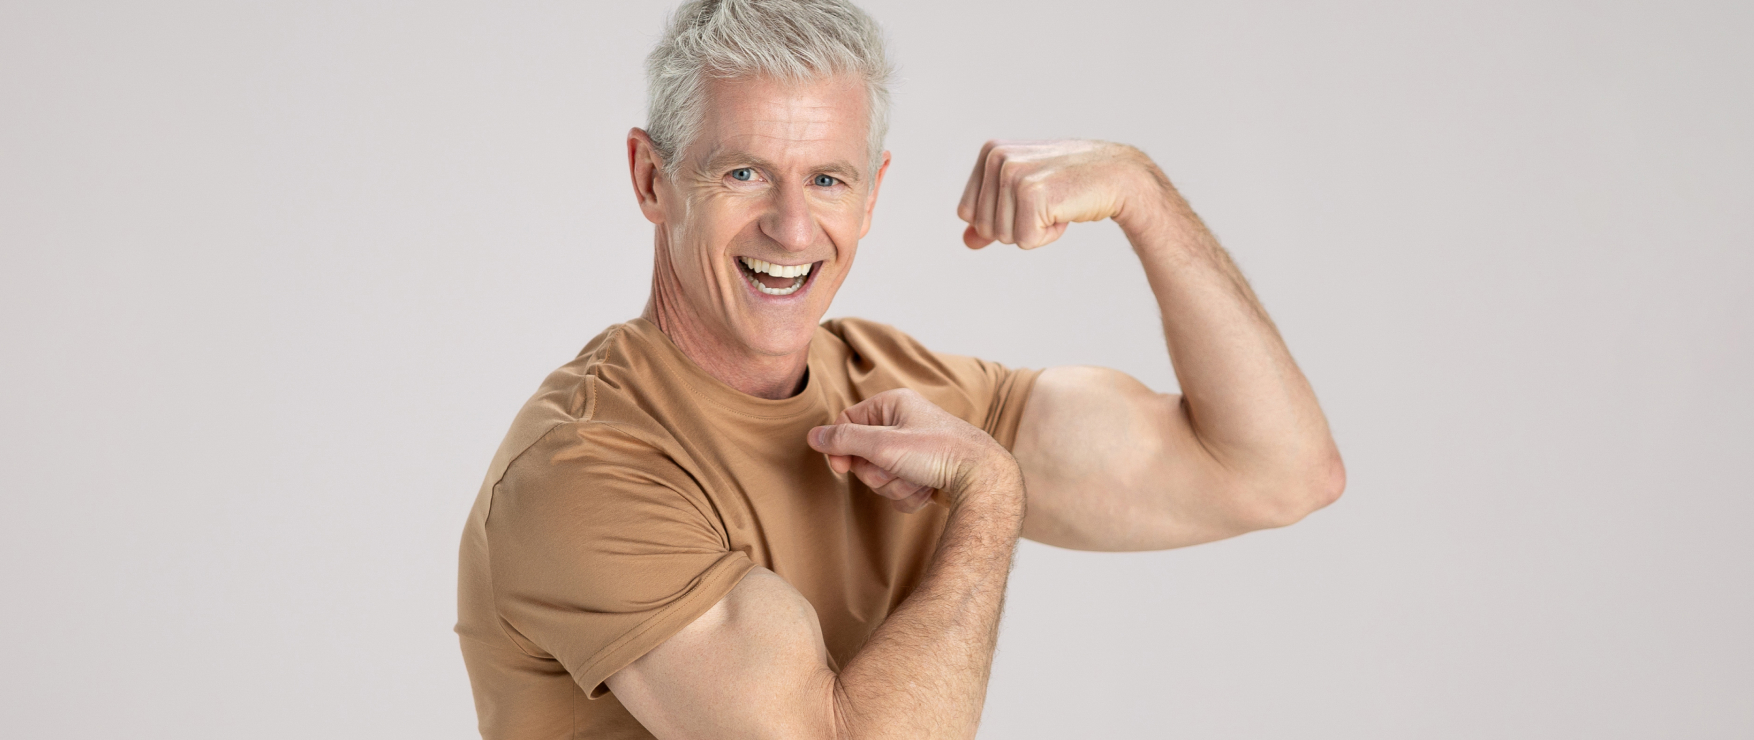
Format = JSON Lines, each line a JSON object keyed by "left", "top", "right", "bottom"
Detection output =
{"left": 1112, "top": 160, "right": 1199, "bottom": 258}
{"left": 1115, "top": 193, "right": 1169, "bottom": 243}
{"left": 945, "top": 450, "right": 1025, "bottom": 517}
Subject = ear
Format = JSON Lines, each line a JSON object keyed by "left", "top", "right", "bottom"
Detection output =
{"left": 628, "top": 128, "right": 667, "bottom": 225}
{"left": 859, "top": 150, "right": 892, "bottom": 239}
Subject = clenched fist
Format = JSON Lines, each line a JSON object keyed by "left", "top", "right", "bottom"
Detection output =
{"left": 957, "top": 139, "right": 1167, "bottom": 250}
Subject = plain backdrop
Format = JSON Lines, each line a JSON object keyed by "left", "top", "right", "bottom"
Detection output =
{"left": 2, "top": 1, "right": 1750, "bottom": 738}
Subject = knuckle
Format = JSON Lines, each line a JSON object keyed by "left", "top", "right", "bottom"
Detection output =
{"left": 821, "top": 427, "right": 847, "bottom": 449}
{"left": 835, "top": 425, "right": 866, "bottom": 447}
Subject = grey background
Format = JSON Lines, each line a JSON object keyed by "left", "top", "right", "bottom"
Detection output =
{"left": 2, "top": 1, "right": 1749, "bottom": 737}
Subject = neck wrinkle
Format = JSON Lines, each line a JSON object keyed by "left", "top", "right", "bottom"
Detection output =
{"left": 642, "top": 230, "right": 810, "bottom": 401}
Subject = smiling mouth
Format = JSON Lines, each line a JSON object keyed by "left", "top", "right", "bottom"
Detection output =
{"left": 736, "top": 256, "right": 817, "bottom": 297}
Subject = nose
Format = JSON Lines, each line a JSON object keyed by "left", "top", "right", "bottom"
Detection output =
{"left": 760, "top": 182, "right": 817, "bottom": 254}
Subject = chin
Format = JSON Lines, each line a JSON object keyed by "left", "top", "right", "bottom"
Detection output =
{"left": 724, "top": 261, "right": 841, "bottom": 358}
{"left": 736, "top": 314, "right": 822, "bottom": 358}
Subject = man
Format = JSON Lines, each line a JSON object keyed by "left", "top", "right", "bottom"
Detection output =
{"left": 456, "top": 0, "right": 1344, "bottom": 737}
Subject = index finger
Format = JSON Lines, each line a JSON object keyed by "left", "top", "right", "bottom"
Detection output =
{"left": 832, "top": 389, "right": 914, "bottom": 428}
{"left": 956, "top": 140, "right": 999, "bottom": 224}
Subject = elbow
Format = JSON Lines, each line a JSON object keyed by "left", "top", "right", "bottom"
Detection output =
{"left": 1313, "top": 448, "right": 1347, "bottom": 510}
{"left": 1238, "top": 447, "right": 1346, "bottom": 530}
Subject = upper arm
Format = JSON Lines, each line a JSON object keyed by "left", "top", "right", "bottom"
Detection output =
{"left": 606, "top": 568, "right": 841, "bottom": 740}
{"left": 488, "top": 431, "right": 770, "bottom": 702}
{"left": 1013, "top": 365, "right": 1261, "bottom": 551}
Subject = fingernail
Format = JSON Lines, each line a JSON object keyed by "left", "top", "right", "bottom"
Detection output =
{"left": 810, "top": 427, "right": 825, "bottom": 446}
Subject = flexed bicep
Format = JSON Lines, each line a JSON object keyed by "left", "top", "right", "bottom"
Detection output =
{"left": 1011, "top": 365, "right": 1261, "bottom": 552}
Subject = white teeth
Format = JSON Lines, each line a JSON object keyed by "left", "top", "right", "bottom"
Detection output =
{"left": 739, "top": 256, "right": 814, "bottom": 279}
{"left": 738, "top": 256, "right": 810, "bottom": 296}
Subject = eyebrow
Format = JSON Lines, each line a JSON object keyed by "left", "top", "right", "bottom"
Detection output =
{"left": 699, "top": 149, "right": 864, "bottom": 184}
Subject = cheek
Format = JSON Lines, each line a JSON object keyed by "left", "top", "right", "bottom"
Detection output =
{"left": 675, "top": 204, "right": 744, "bottom": 271}
{"left": 818, "top": 200, "right": 867, "bottom": 245}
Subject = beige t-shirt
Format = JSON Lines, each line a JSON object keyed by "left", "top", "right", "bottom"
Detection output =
{"left": 456, "top": 317, "right": 1038, "bottom": 739}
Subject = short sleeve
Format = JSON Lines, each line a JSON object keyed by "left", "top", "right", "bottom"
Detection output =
{"left": 945, "top": 353, "right": 1039, "bottom": 451}
{"left": 825, "top": 318, "right": 1041, "bottom": 451}
{"left": 484, "top": 423, "right": 754, "bottom": 698}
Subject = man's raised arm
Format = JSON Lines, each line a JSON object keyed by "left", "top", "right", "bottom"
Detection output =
{"left": 957, "top": 139, "right": 1346, "bottom": 552}
{"left": 605, "top": 389, "right": 1024, "bottom": 740}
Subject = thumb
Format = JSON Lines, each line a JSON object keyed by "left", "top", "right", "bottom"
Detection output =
{"left": 809, "top": 422, "right": 895, "bottom": 463}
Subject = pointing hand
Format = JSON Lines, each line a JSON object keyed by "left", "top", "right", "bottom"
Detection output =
{"left": 808, "top": 388, "right": 1020, "bottom": 514}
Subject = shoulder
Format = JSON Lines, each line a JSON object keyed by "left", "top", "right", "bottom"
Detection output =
{"left": 494, "top": 414, "right": 704, "bottom": 529}
{"left": 497, "top": 319, "right": 692, "bottom": 465}
{"left": 817, "top": 316, "right": 960, "bottom": 377}
{"left": 817, "top": 315, "right": 1018, "bottom": 389}
{"left": 488, "top": 321, "right": 643, "bottom": 464}
{"left": 485, "top": 418, "right": 728, "bottom": 623}
{"left": 819, "top": 316, "right": 927, "bottom": 355}
{"left": 485, "top": 323, "right": 708, "bottom": 534}
{"left": 816, "top": 317, "right": 1038, "bottom": 439}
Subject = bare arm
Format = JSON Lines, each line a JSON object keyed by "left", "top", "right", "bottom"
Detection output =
{"left": 606, "top": 389, "right": 1023, "bottom": 739}
{"left": 958, "top": 140, "right": 1345, "bottom": 552}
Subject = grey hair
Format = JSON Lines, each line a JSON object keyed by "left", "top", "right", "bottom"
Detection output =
{"left": 645, "top": 0, "right": 893, "bottom": 177}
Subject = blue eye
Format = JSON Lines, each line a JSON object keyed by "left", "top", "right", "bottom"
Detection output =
{"left": 813, "top": 174, "right": 837, "bottom": 187}
{"left": 730, "top": 168, "right": 754, "bottom": 181}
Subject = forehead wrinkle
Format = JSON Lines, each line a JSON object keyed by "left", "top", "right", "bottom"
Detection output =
{"left": 733, "top": 117, "right": 845, "bottom": 148}
{"left": 696, "top": 78, "right": 873, "bottom": 182}
{"left": 732, "top": 92, "right": 860, "bottom": 140}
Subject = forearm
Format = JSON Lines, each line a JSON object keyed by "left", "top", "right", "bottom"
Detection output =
{"left": 1116, "top": 161, "right": 1341, "bottom": 513}
{"left": 830, "top": 472, "right": 1024, "bottom": 739}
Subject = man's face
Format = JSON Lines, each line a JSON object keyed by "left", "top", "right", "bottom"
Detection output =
{"left": 648, "top": 74, "right": 887, "bottom": 359}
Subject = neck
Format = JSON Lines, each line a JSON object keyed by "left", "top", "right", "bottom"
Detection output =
{"left": 643, "top": 250, "right": 809, "bottom": 401}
